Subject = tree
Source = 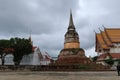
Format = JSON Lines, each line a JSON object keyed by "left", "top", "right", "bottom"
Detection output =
{"left": 10, "top": 37, "right": 33, "bottom": 65}
{"left": 104, "top": 58, "right": 114, "bottom": 66}
{"left": 92, "top": 56, "right": 98, "bottom": 62}
{"left": 0, "top": 40, "right": 14, "bottom": 65}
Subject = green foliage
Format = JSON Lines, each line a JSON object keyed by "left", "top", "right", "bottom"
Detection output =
{"left": 72, "top": 64, "right": 89, "bottom": 69}
{"left": 104, "top": 58, "right": 114, "bottom": 66}
{"left": 0, "top": 39, "right": 12, "bottom": 65}
{"left": 118, "top": 60, "right": 120, "bottom": 64}
{"left": 10, "top": 37, "right": 33, "bottom": 65}
{"left": 78, "top": 65, "right": 88, "bottom": 69}
{"left": 92, "top": 56, "right": 98, "bottom": 62}
{"left": 0, "top": 38, "right": 33, "bottom": 65}
{"left": 0, "top": 39, "right": 11, "bottom": 48}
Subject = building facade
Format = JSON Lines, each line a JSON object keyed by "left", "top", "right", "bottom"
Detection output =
{"left": 95, "top": 28, "right": 120, "bottom": 65}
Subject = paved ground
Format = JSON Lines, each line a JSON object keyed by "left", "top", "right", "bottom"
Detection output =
{"left": 0, "top": 71, "right": 119, "bottom": 80}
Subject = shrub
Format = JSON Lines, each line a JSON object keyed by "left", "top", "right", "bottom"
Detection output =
{"left": 104, "top": 59, "right": 114, "bottom": 66}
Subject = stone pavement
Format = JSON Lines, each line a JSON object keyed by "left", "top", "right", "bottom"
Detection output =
{"left": 0, "top": 71, "right": 119, "bottom": 80}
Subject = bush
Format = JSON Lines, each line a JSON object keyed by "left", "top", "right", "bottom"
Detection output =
{"left": 78, "top": 65, "right": 88, "bottom": 69}
{"left": 104, "top": 59, "right": 114, "bottom": 66}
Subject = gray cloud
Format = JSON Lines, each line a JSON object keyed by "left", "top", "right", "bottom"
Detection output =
{"left": 0, "top": 0, "right": 120, "bottom": 57}
{"left": 74, "top": 0, "right": 120, "bottom": 50}
{"left": 0, "top": 0, "right": 79, "bottom": 35}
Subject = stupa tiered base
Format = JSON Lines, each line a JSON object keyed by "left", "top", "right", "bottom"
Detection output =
{"left": 56, "top": 48, "right": 91, "bottom": 65}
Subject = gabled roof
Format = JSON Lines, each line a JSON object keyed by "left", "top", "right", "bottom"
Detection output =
{"left": 96, "top": 34, "right": 108, "bottom": 49}
{"left": 105, "top": 28, "right": 120, "bottom": 42}
{"left": 97, "top": 53, "right": 108, "bottom": 61}
{"left": 101, "top": 31, "right": 111, "bottom": 46}
{"left": 42, "top": 52, "right": 51, "bottom": 60}
{"left": 96, "top": 28, "right": 120, "bottom": 50}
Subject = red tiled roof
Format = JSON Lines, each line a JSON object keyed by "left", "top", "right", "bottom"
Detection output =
{"left": 101, "top": 31, "right": 111, "bottom": 46}
{"left": 3, "top": 48, "right": 14, "bottom": 53}
{"left": 97, "top": 53, "right": 120, "bottom": 61}
{"left": 32, "top": 46, "right": 37, "bottom": 51}
{"left": 96, "top": 28, "right": 120, "bottom": 51}
{"left": 42, "top": 52, "right": 51, "bottom": 60}
{"left": 45, "top": 55, "right": 50, "bottom": 60}
{"left": 105, "top": 29, "right": 120, "bottom": 42}
{"left": 97, "top": 53, "right": 108, "bottom": 61}
{"left": 96, "top": 34, "right": 108, "bottom": 49}
{"left": 110, "top": 53, "right": 120, "bottom": 59}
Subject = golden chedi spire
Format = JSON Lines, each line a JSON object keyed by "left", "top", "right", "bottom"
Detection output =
{"left": 64, "top": 10, "right": 80, "bottom": 49}
{"left": 56, "top": 10, "right": 90, "bottom": 65}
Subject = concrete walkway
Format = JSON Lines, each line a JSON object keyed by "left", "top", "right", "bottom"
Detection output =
{"left": 0, "top": 71, "right": 119, "bottom": 80}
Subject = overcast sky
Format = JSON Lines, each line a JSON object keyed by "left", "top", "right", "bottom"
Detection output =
{"left": 0, "top": 0, "right": 120, "bottom": 57}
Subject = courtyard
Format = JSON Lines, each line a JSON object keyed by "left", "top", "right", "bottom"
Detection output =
{"left": 0, "top": 71, "right": 119, "bottom": 80}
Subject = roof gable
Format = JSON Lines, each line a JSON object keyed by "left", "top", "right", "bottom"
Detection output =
{"left": 105, "top": 29, "right": 120, "bottom": 42}
{"left": 96, "top": 28, "right": 120, "bottom": 50}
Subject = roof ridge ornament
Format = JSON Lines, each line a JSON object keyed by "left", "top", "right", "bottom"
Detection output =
{"left": 102, "top": 25, "right": 106, "bottom": 29}
{"left": 94, "top": 30, "right": 97, "bottom": 34}
{"left": 99, "top": 27, "right": 103, "bottom": 32}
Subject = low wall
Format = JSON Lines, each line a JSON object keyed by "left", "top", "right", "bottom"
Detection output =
{"left": 0, "top": 64, "right": 112, "bottom": 71}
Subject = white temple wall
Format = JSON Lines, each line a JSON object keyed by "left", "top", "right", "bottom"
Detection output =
{"left": 20, "top": 53, "right": 33, "bottom": 65}
{"left": 0, "top": 54, "right": 50, "bottom": 65}
{"left": 40, "top": 60, "right": 50, "bottom": 65}
{"left": 4, "top": 54, "right": 14, "bottom": 65}
{"left": 113, "top": 43, "right": 120, "bottom": 47}
{"left": 0, "top": 47, "right": 51, "bottom": 65}
{"left": 110, "top": 48, "right": 120, "bottom": 53}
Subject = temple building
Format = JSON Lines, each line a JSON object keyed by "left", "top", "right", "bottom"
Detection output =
{"left": 95, "top": 28, "right": 120, "bottom": 65}
{"left": 0, "top": 37, "right": 51, "bottom": 65}
{"left": 56, "top": 11, "right": 91, "bottom": 65}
